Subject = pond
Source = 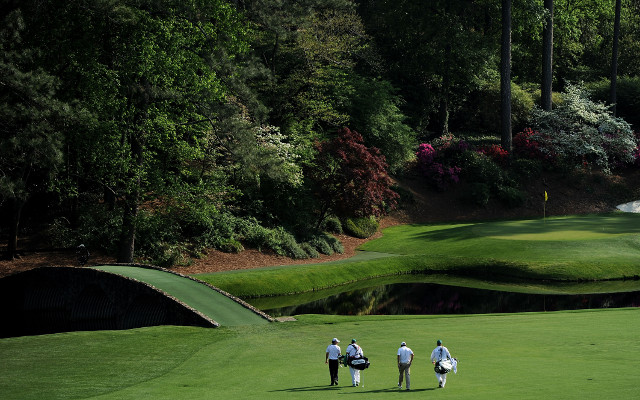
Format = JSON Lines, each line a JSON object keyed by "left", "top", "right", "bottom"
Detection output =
{"left": 246, "top": 279, "right": 640, "bottom": 317}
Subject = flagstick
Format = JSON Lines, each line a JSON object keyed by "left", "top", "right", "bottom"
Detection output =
{"left": 543, "top": 191, "right": 548, "bottom": 224}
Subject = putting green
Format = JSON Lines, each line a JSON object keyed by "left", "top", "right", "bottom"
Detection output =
{"left": 92, "top": 266, "right": 268, "bottom": 326}
{"left": 472, "top": 213, "right": 640, "bottom": 241}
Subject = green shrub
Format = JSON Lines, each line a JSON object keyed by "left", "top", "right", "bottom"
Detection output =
{"left": 300, "top": 242, "right": 320, "bottom": 258}
{"left": 466, "top": 80, "right": 534, "bottom": 133}
{"left": 459, "top": 151, "right": 504, "bottom": 189}
{"left": 196, "top": 212, "right": 237, "bottom": 247}
{"left": 586, "top": 77, "right": 640, "bottom": 129}
{"left": 321, "top": 216, "right": 343, "bottom": 234}
{"left": 217, "top": 238, "right": 244, "bottom": 254}
{"left": 461, "top": 182, "right": 491, "bottom": 207}
{"left": 236, "top": 218, "right": 272, "bottom": 250}
{"left": 324, "top": 233, "right": 344, "bottom": 254}
{"left": 343, "top": 216, "right": 379, "bottom": 239}
{"left": 57, "top": 205, "right": 121, "bottom": 253}
{"left": 497, "top": 185, "right": 526, "bottom": 208}
{"left": 269, "top": 227, "right": 308, "bottom": 259}
{"left": 510, "top": 158, "right": 543, "bottom": 180}
{"left": 309, "top": 234, "right": 334, "bottom": 255}
{"left": 523, "top": 83, "right": 564, "bottom": 110}
{"left": 153, "top": 243, "right": 191, "bottom": 268}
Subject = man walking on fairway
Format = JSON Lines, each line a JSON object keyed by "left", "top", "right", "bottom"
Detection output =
{"left": 346, "top": 339, "right": 364, "bottom": 386}
{"left": 431, "top": 339, "right": 453, "bottom": 388}
{"left": 397, "top": 341, "right": 414, "bottom": 390}
{"left": 325, "top": 338, "right": 342, "bottom": 385}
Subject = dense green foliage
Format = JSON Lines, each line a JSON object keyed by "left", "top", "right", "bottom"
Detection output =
{"left": 2, "top": 0, "right": 640, "bottom": 264}
{"left": 342, "top": 216, "right": 379, "bottom": 239}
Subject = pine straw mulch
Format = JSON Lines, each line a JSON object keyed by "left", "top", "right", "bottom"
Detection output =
{"left": 1, "top": 168, "right": 638, "bottom": 279}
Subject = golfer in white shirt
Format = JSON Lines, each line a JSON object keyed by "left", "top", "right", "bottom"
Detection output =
{"left": 346, "top": 339, "right": 364, "bottom": 386}
{"left": 397, "top": 341, "right": 414, "bottom": 390}
{"left": 325, "top": 338, "right": 341, "bottom": 385}
{"left": 430, "top": 339, "right": 452, "bottom": 388}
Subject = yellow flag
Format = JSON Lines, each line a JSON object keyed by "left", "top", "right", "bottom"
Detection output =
{"left": 544, "top": 191, "right": 548, "bottom": 202}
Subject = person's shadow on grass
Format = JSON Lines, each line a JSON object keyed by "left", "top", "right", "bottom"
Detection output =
{"left": 269, "top": 385, "right": 435, "bottom": 393}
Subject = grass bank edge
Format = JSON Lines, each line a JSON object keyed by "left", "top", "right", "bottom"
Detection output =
{"left": 197, "top": 255, "right": 640, "bottom": 298}
{"left": 196, "top": 213, "right": 640, "bottom": 298}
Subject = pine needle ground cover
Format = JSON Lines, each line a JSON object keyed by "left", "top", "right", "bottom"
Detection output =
{"left": 1, "top": 309, "right": 638, "bottom": 399}
{"left": 198, "top": 213, "right": 640, "bottom": 297}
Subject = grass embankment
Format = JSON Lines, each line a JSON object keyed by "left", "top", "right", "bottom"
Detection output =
{"left": 197, "top": 213, "right": 640, "bottom": 298}
{"left": 91, "top": 265, "right": 268, "bottom": 326}
{"left": 1, "top": 309, "right": 639, "bottom": 399}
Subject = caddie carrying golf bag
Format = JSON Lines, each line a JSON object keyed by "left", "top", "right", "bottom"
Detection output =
{"left": 349, "top": 356, "right": 370, "bottom": 370}
{"left": 434, "top": 358, "right": 453, "bottom": 374}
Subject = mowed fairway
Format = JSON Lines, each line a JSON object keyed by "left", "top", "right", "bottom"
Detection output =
{"left": 3, "top": 213, "right": 640, "bottom": 399}
{"left": 0, "top": 309, "right": 639, "bottom": 399}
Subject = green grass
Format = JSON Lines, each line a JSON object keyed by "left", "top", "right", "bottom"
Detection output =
{"left": 196, "top": 213, "right": 640, "bottom": 298}
{"left": 92, "top": 265, "right": 268, "bottom": 326}
{"left": 3, "top": 213, "right": 640, "bottom": 399}
{"left": 1, "top": 309, "right": 639, "bottom": 399}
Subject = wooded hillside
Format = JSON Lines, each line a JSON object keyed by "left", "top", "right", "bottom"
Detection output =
{"left": 2, "top": 0, "right": 639, "bottom": 266}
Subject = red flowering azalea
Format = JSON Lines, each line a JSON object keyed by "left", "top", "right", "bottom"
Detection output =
{"left": 310, "top": 127, "right": 399, "bottom": 223}
{"left": 478, "top": 144, "right": 509, "bottom": 166}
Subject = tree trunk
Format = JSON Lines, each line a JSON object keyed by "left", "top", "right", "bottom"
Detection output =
{"left": 541, "top": 0, "right": 554, "bottom": 111}
{"left": 117, "top": 130, "right": 144, "bottom": 264}
{"left": 610, "top": 0, "right": 622, "bottom": 116}
{"left": 439, "top": 43, "right": 452, "bottom": 135}
{"left": 6, "top": 198, "right": 25, "bottom": 260}
{"left": 500, "top": 0, "right": 512, "bottom": 151}
{"left": 117, "top": 200, "right": 137, "bottom": 263}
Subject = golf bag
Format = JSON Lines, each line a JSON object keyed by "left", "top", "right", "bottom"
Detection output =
{"left": 339, "top": 355, "right": 348, "bottom": 367}
{"left": 434, "top": 358, "right": 453, "bottom": 374}
{"left": 349, "top": 356, "right": 370, "bottom": 370}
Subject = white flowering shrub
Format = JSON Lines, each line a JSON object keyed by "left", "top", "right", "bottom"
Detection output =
{"left": 530, "top": 84, "right": 637, "bottom": 173}
{"left": 255, "top": 125, "right": 304, "bottom": 186}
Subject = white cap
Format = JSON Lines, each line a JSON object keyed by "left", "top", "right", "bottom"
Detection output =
{"left": 332, "top": 338, "right": 340, "bottom": 343}
{"left": 401, "top": 341, "right": 406, "bottom": 346}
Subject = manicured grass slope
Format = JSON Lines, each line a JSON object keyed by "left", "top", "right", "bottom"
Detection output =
{"left": 93, "top": 265, "right": 268, "bottom": 326}
{"left": 1, "top": 309, "right": 638, "bottom": 399}
{"left": 198, "top": 213, "right": 640, "bottom": 297}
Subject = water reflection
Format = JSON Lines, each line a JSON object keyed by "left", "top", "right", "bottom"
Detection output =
{"left": 259, "top": 283, "right": 640, "bottom": 317}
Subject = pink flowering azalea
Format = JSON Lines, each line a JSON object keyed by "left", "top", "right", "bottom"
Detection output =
{"left": 416, "top": 143, "right": 436, "bottom": 165}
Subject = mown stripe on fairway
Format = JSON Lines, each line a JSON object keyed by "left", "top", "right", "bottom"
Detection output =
{"left": 92, "top": 265, "right": 268, "bottom": 326}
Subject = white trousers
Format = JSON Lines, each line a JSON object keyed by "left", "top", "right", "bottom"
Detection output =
{"left": 349, "top": 366, "right": 360, "bottom": 384}
{"left": 435, "top": 372, "right": 447, "bottom": 387}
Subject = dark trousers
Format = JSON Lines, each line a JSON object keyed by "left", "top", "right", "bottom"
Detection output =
{"left": 329, "top": 359, "right": 339, "bottom": 385}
